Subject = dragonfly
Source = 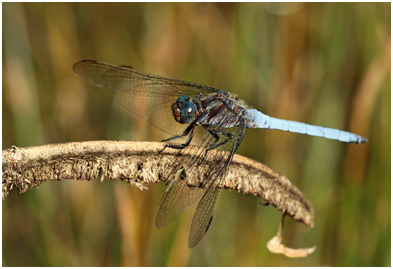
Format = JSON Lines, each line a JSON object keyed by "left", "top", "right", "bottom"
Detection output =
{"left": 73, "top": 60, "right": 367, "bottom": 248}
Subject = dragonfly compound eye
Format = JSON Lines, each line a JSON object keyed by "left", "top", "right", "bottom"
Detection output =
{"left": 180, "top": 101, "right": 196, "bottom": 124}
{"left": 176, "top": 95, "right": 191, "bottom": 105}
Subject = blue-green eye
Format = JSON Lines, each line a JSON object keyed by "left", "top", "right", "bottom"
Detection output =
{"left": 180, "top": 101, "right": 196, "bottom": 123}
{"left": 176, "top": 95, "right": 190, "bottom": 104}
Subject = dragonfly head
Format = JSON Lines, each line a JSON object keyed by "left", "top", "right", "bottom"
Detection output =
{"left": 171, "top": 95, "right": 196, "bottom": 124}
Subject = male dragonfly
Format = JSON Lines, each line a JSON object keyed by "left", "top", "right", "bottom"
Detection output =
{"left": 73, "top": 60, "right": 367, "bottom": 248}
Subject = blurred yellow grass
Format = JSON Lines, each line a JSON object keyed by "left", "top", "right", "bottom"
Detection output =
{"left": 2, "top": 2, "right": 390, "bottom": 266}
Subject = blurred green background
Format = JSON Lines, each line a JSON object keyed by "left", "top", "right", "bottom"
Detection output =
{"left": 2, "top": 2, "right": 390, "bottom": 266}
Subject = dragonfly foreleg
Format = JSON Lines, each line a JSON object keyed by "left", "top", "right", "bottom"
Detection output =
{"left": 159, "top": 125, "right": 197, "bottom": 152}
{"left": 159, "top": 111, "right": 209, "bottom": 153}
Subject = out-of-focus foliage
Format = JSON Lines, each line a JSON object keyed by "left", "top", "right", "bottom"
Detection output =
{"left": 2, "top": 2, "right": 390, "bottom": 266}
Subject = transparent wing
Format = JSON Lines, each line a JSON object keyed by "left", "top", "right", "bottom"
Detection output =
{"left": 188, "top": 188, "right": 221, "bottom": 248}
{"left": 156, "top": 180, "right": 205, "bottom": 229}
{"left": 73, "top": 60, "right": 222, "bottom": 136}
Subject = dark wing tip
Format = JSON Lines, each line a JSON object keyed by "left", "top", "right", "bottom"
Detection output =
{"left": 80, "top": 59, "right": 98, "bottom": 64}
{"left": 72, "top": 59, "right": 98, "bottom": 74}
{"left": 73, "top": 59, "right": 97, "bottom": 67}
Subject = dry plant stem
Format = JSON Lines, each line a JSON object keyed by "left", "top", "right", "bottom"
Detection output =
{"left": 3, "top": 141, "right": 315, "bottom": 257}
{"left": 2, "top": 141, "right": 314, "bottom": 228}
{"left": 267, "top": 212, "right": 316, "bottom": 258}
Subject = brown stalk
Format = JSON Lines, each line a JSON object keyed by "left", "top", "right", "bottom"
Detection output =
{"left": 2, "top": 140, "right": 315, "bottom": 257}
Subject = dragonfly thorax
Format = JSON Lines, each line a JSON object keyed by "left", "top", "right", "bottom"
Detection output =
{"left": 171, "top": 95, "right": 196, "bottom": 124}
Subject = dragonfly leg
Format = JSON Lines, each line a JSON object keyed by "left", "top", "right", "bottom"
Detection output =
{"left": 208, "top": 129, "right": 233, "bottom": 150}
{"left": 159, "top": 111, "right": 209, "bottom": 153}
{"left": 202, "top": 128, "right": 234, "bottom": 158}
{"left": 159, "top": 125, "right": 197, "bottom": 152}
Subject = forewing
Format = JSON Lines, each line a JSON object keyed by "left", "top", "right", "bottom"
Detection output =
{"left": 73, "top": 60, "right": 221, "bottom": 136}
